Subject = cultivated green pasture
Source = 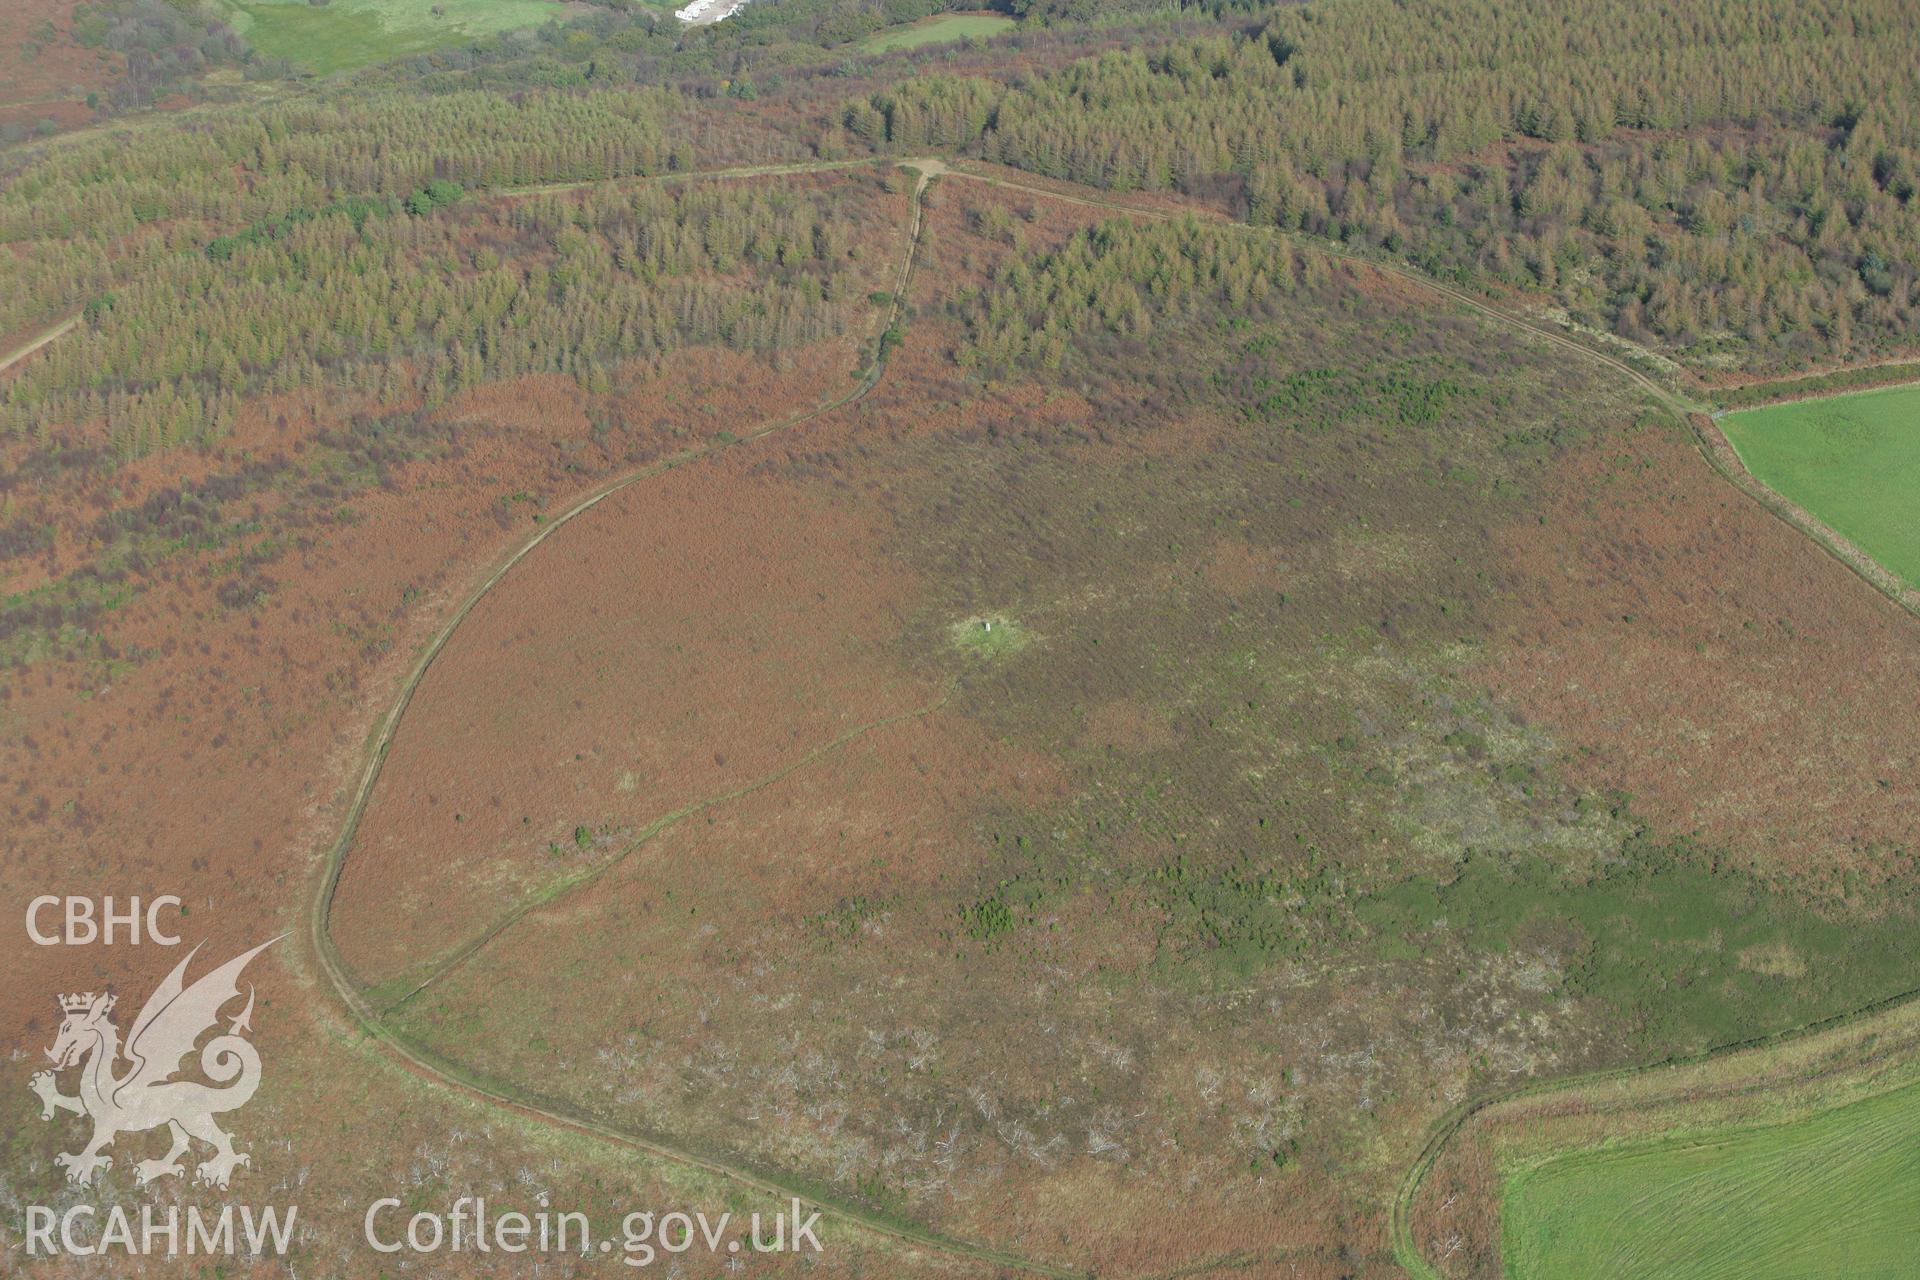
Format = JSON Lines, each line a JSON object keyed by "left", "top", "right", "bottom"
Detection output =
{"left": 1502, "top": 1080, "right": 1920, "bottom": 1280}
{"left": 860, "top": 12, "right": 1014, "bottom": 51}
{"left": 1720, "top": 382, "right": 1920, "bottom": 589}
{"left": 216, "top": 0, "right": 565, "bottom": 74}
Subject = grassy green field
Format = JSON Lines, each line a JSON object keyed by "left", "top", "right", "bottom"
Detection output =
{"left": 216, "top": 0, "right": 565, "bottom": 74}
{"left": 1502, "top": 1080, "right": 1920, "bottom": 1279}
{"left": 1720, "top": 382, "right": 1920, "bottom": 589}
{"left": 860, "top": 12, "right": 1014, "bottom": 51}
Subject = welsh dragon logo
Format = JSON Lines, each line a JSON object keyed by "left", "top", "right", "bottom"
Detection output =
{"left": 30, "top": 938, "right": 278, "bottom": 1190}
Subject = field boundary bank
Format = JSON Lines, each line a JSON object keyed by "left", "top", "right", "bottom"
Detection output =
{"left": 1709, "top": 359, "right": 1920, "bottom": 410}
{"left": 919, "top": 167, "right": 1920, "bottom": 1279}
{"left": 300, "top": 166, "right": 1088, "bottom": 1280}
{"left": 1691, "top": 412, "right": 1920, "bottom": 620}
{"left": 1387, "top": 976, "right": 1920, "bottom": 1280}
{"left": 23, "top": 139, "right": 1915, "bottom": 1280}
{"left": 943, "top": 167, "right": 1920, "bottom": 617}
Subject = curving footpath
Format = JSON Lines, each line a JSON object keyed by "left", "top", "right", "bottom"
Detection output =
{"left": 1385, "top": 974, "right": 1920, "bottom": 1279}
{"left": 299, "top": 156, "right": 1920, "bottom": 1280}
{"left": 20, "top": 141, "right": 1920, "bottom": 1280}
{"left": 300, "top": 163, "right": 1086, "bottom": 1280}
{"left": 927, "top": 165, "right": 1920, "bottom": 1278}
{"left": 940, "top": 164, "right": 1920, "bottom": 637}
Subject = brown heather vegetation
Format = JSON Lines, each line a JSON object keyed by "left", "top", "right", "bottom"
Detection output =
{"left": 335, "top": 175, "right": 1920, "bottom": 1275}
{"left": 1479, "top": 415, "right": 1920, "bottom": 882}
{"left": 0, "top": 0, "right": 117, "bottom": 136}
{"left": 332, "top": 379, "right": 933, "bottom": 989}
{"left": 12, "top": 143, "right": 1918, "bottom": 1273}
{"left": 0, "top": 322, "right": 962, "bottom": 1279}
{"left": 1, "top": 155, "right": 913, "bottom": 1274}
{"left": 341, "top": 183, "right": 1611, "bottom": 1274}
{"left": 8, "top": 0, "right": 1920, "bottom": 1273}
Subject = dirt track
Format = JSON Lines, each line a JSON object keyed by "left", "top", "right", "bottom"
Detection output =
{"left": 15, "top": 143, "right": 1914, "bottom": 1280}
{"left": 292, "top": 154, "right": 1920, "bottom": 1280}
{"left": 300, "top": 163, "right": 1090, "bottom": 1280}
{"left": 0, "top": 315, "right": 76, "bottom": 374}
{"left": 939, "top": 164, "right": 1920, "bottom": 634}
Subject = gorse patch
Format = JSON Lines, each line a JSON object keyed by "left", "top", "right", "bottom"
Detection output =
{"left": 1357, "top": 839, "right": 1920, "bottom": 1055}
{"left": 1214, "top": 353, "right": 1478, "bottom": 431}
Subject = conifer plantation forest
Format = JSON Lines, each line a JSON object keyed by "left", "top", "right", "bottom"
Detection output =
{"left": 3, "top": 1, "right": 1918, "bottom": 1278}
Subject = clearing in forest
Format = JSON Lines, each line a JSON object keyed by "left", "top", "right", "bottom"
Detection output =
{"left": 860, "top": 12, "right": 1013, "bottom": 50}
{"left": 1719, "top": 382, "right": 1920, "bottom": 590}
{"left": 213, "top": 0, "right": 565, "bottom": 73}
